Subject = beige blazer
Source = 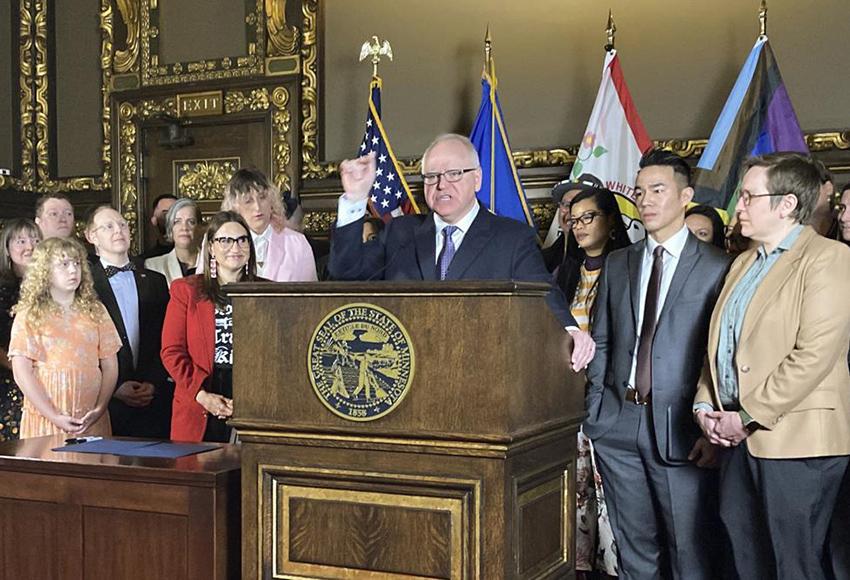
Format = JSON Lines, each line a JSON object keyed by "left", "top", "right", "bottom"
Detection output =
{"left": 144, "top": 249, "right": 184, "bottom": 288}
{"left": 695, "top": 226, "right": 850, "bottom": 458}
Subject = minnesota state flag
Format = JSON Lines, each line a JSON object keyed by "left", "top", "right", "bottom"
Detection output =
{"left": 469, "top": 49, "right": 535, "bottom": 227}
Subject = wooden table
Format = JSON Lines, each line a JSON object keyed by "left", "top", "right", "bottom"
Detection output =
{"left": 0, "top": 435, "right": 241, "bottom": 580}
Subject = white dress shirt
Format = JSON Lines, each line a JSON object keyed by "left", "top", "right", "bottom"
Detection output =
{"left": 336, "top": 195, "right": 480, "bottom": 264}
{"left": 251, "top": 224, "right": 273, "bottom": 276}
{"left": 100, "top": 257, "right": 139, "bottom": 368}
{"left": 627, "top": 224, "right": 690, "bottom": 389}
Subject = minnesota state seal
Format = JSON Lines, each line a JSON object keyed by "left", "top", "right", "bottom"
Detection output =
{"left": 307, "top": 303, "right": 415, "bottom": 421}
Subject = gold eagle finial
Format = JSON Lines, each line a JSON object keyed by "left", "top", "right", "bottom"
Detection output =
{"left": 359, "top": 36, "right": 393, "bottom": 77}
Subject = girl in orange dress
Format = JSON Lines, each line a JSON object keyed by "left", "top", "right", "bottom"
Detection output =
{"left": 9, "top": 237, "right": 120, "bottom": 438}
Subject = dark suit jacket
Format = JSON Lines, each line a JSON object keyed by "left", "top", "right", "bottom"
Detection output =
{"left": 584, "top": 233, "right": 729, "bottom": 464}
{"left": 90, "top": 257, "right": 172, "bottom": 438}
{"left": 160, "top": 275, "right": 215, "bottom": 442}
{"left": 328, "top": 205, "right": 577, "bottom": 327}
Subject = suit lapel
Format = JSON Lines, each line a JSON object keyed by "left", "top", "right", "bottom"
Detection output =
{"left": 444, "top": 208, "right": 493, "bottom": 280}
{"left": 414, "top": 216, "right": 437, "bottom": 281}
{"left": 264, "top": 229, "right": 282, "bottom": 279}
{"left": 738, "top": 229, "right": 811, "bottom": 345}
{"left": 166, "top": 251, "right": 183, "bottom": 282}
{"left": 197, "top": 297, "right": 216, "bottom": 374}
{"left": 657, "top": 235, "right": 699, "bottom": 324}
{"left": 91, "top": 259, "right": 128, "bottom": 340}
{"left": 627, "top": 243, "right": 643, "bottom": 329}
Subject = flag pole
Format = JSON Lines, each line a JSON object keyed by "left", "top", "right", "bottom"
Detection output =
{"left": 483, "top": 26, "right": 496, "bottom": 211}
{"left": 605, "top": 9, "right": 616, "bottom": 52}
{"left": 758, "top": 0, "right": 768, "bottom": 39}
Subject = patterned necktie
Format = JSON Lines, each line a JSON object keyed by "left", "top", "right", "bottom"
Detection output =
{"left": 635, "top": 245, "right": 665, "bottom": 399}
{"left": 104, "top": 262, "right": 136, "bottom": 278}
{"left": 437, "top": 225, "right": 458, "bottom": 280}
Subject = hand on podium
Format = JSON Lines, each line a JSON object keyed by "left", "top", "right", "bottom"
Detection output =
{"left": 340, "top": 151, "right": 377, "bottom": 201}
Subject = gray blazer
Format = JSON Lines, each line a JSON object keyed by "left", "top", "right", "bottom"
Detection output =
{"left": 584, "top": 233, "right": 729, "bottom": 464}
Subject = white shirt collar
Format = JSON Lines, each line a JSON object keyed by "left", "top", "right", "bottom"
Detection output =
{"left": 99, "top": 256, "right": 131, "bottom": 269}
{"left": 433, "top": 202, "right": 480, "bottom": 234}
{"left": 645, "top": 224, "right": 689, "bottom": 259}
{"left": 251, "top": 224, "right": 273, "bottom": 243}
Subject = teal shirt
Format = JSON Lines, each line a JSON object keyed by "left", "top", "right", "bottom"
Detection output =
{"left": 713, "top": 225, "right": 804, "bottom": 419}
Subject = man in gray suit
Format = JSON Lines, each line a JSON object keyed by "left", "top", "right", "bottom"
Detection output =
{"left": 584, "top": 150, "right": 730, "bottom": 579}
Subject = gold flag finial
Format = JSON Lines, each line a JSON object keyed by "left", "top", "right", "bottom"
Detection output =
{"left": 759, "top": 0, "right": 768, "bottom": 38}
{"left": 484, "top": 25, "right": 493, "bottom": 65}
{"left": 605, "top": 9, "right": 617, "bottom": 51}
{"left": 358, "top": 35, "right": 393, "bottom": 77}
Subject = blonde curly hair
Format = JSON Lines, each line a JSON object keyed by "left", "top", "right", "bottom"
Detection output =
{"left": 13, "top": 237, "right": 104, "bottom": 327}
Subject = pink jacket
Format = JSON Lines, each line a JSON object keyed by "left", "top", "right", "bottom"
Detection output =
{"left": 263, "top": 227, "right": 318, "bottom": 282}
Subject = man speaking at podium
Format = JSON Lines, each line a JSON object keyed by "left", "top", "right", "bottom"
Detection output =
{"left": 329, "top": 133, "right": 595, "bottom": 371}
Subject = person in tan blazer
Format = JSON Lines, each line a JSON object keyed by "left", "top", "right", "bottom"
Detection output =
{"left": 694, "top": 153, "right": 850, "bottom": 580}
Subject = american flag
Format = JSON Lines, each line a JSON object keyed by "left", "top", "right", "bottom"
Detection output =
{"left": 357, "top": 76, "right": 420, "bottom": 221}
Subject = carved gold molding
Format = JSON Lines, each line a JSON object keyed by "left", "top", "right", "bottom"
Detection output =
{"left": 174, "top": 158, "right": 240, "bottom": 200}
{"left": 140, "top": 0, "right": 265, "bottom": 86}
{"left": 27, "top": 0, "right": 113, "bottom": 193}
{"left": 2, "top": 0, "right": 36, "bottom": 191}
{"left": 117, "top": 85, "right": 293, "bottom": 253}
{"left": 806, "top": 131, "right": 850, "bottom": 151}
{"left": 266, "top": 0, "right": 299, "bottom": 56}
{"left": 299, "top": 0, "right": 326, "bottom": 179}
{"left": 113, "top": 0, "right": 140, "bottom": 73}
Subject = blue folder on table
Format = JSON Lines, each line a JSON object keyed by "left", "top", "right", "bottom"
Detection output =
{"left": 52, "top": 439, "right": 220, "bottom": 458}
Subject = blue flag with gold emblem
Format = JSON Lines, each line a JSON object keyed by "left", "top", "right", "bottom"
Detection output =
{"left": 469, "top": 54, "right": 535, "bottom": 227}
{"left": 357, "top": 76, "right": 420, "bottom": 221}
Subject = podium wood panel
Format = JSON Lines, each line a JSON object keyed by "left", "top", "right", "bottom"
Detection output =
{"left": 228, "top": 281, "right": 583, "bottom": 579}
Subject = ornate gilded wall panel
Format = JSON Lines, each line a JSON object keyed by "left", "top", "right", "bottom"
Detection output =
{"left": 116, "top": 84, "right": 293, "bottom": 253}
{"left": 113, "top": 0, "right": 140, "bottom": 74}
{"left": 1, "top": 0, "right": 36, "bottom": 192}
{"left": 174, "top": 158, "right": 240, "bottom": 199}
{"left": 140, "top": 0, "right": 265, "bottom": 86}
{"left": 26, "top": 0, "right": 113, "bottom": 193}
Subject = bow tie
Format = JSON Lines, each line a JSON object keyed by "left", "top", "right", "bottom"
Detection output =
{"left": 104, "top": 263, "right": 136, "bottom": 278}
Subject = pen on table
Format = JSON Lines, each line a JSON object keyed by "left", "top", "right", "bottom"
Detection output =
{"left": 64, "top": 436, "right": 104, "bottom": 445}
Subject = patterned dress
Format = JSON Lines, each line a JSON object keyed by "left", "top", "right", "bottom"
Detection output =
{"left": 8, "top": 304, "right": 121, "bottom": 438}
{"left": 572, "top": 264, "right": 619, "bottom": 575}
{"left": 0, "top": 281, "right": 23, "bottom": 441}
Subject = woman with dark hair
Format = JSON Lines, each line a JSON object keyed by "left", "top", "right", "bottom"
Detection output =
{"left": 559, "top": 188, "right": 630, "bottom": 579}
{"left": 0, "top": 219, "right": 43, "bottom": 440}
{"left": 555, "top": 188, "right": 631, "bottom": 326}
{"left": 685, "top": 204, "right": 726, "bottom": 249}
{"left": 161, "top": 211, "right": 259, "bottom": 443}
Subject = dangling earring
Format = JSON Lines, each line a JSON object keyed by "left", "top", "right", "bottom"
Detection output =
{"left": 209, "top": 256, "right": 217, "bottom": 279}
{"left": 244, "top": 262, "right": 249, "bottom": 277}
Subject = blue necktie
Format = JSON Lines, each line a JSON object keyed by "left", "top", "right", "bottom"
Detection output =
{"left": 437, "top": 225, "right": 458, "bottom": 280}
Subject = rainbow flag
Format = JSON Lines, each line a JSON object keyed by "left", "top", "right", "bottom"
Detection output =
{"left": 694, "top": 37, "right": 808, "bottom": 212}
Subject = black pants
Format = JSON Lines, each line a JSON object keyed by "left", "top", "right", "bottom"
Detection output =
{"left": 719, "top": 442, "right": 848, "bottom": 580}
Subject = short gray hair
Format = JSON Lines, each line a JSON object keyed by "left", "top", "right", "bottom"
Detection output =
{"left": 421, "top": 133, "right": 480, "bottom": 172}
{"left": 164, "top": 197, "right": 201, "bottom": 242}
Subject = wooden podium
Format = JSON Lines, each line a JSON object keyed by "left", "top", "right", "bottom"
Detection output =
{"left": 228, "top": 281, "right": 584, "bottom": 579}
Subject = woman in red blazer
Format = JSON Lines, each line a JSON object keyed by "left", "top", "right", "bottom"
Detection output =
{"left": 161, "top": 211, "right": 258, "bottom": 442}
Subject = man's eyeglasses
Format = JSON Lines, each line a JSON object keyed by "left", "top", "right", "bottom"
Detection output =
{"left": 564, "top": 212, "right": 601, "bottom": 229}
{"left": 213, "top": 235, "right": 250, "bottom": 250}
{"left": 738, "top": 191, "right": 794, "bottom": 207}
{"left": 93, "top": 220, "right": 130, "bottom": 233}
{"left": 421, "top": 168, "right": 477, "bottom": 186}
{"left": 44, "top": 210, "right": 73, "bottom": 220}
